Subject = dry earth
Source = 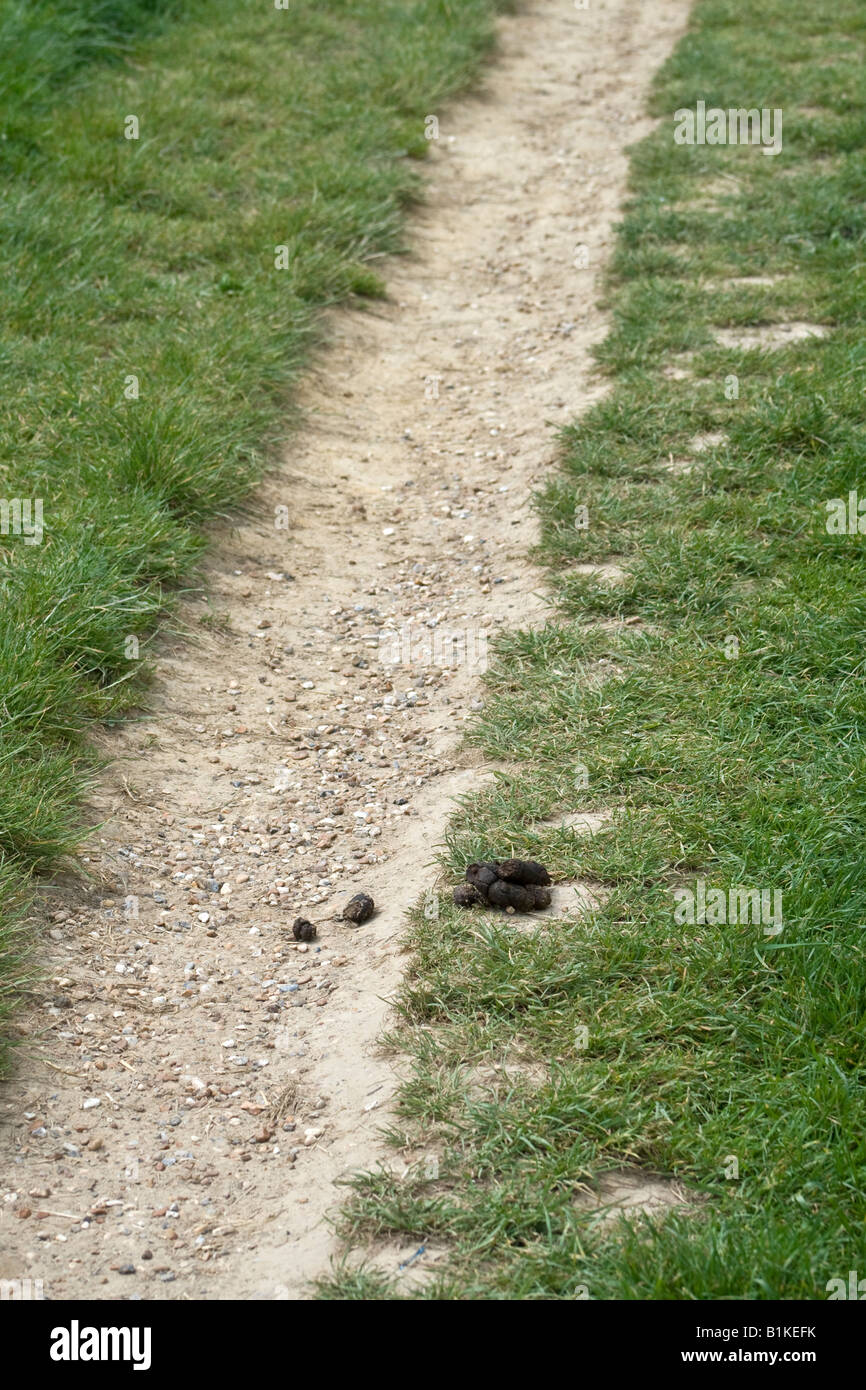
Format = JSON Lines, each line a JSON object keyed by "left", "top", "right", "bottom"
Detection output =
{"left": 0, "top": 0, "right": 691, "bottom": 1300}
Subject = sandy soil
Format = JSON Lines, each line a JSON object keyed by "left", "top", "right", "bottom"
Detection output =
{"left": 0, "top": 0, "right": 691, "bottom": 1300}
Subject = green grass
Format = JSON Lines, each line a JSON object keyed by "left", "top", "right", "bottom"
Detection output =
{"left": 0, "top": 0, "right": 511, "bottom": 1070}
{"left": 320, "top": 0, "right": 866, "bottom": 1300}
{"left": 0, "top": 1, "right": 186, "bottom": 132}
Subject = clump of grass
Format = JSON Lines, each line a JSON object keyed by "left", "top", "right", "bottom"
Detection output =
{"left": 0, "top": 0, "right": 511, "bottom": 1063}
{"left": 323, "top": 0, "right": 866, "bottom": 1300}
{"left": 0, "top": 0, "right": 186, "bottom": 142}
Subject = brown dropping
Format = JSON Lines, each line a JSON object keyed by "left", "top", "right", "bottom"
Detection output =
{"left": 497, "top": 859, "right": 552, "bottom": 886}
{"left": 486, "top": 879, "right": 538, "bottom": 912}
{"left": 484, "top": 879, "right": 552, "bottom": 913}
{"left": 453, "top": 883, "right": 485, "bottom": 908}
{"left": 292, "top": 917, "right": 317, "bottom": 942}
{"left": 343, "top": 892, "right": 375, "bottom": 925}
{"left": 465, "top": 862, "right": 499, "bottom": 894}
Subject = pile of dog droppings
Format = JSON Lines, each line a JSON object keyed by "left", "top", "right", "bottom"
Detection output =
{"left": 453, "top": 859, "right": 552, "bottom": 913}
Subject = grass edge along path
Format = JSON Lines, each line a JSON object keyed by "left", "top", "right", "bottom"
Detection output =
{"left": 318, "top": 0, "right": 866, "bottom": 1301}
{"left": 0, "top": 0, "right": 514, "bottom": 1072}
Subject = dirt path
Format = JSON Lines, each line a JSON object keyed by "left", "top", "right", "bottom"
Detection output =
{"left": 0, "top": 0, "right": 690, "bottom": 1300}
